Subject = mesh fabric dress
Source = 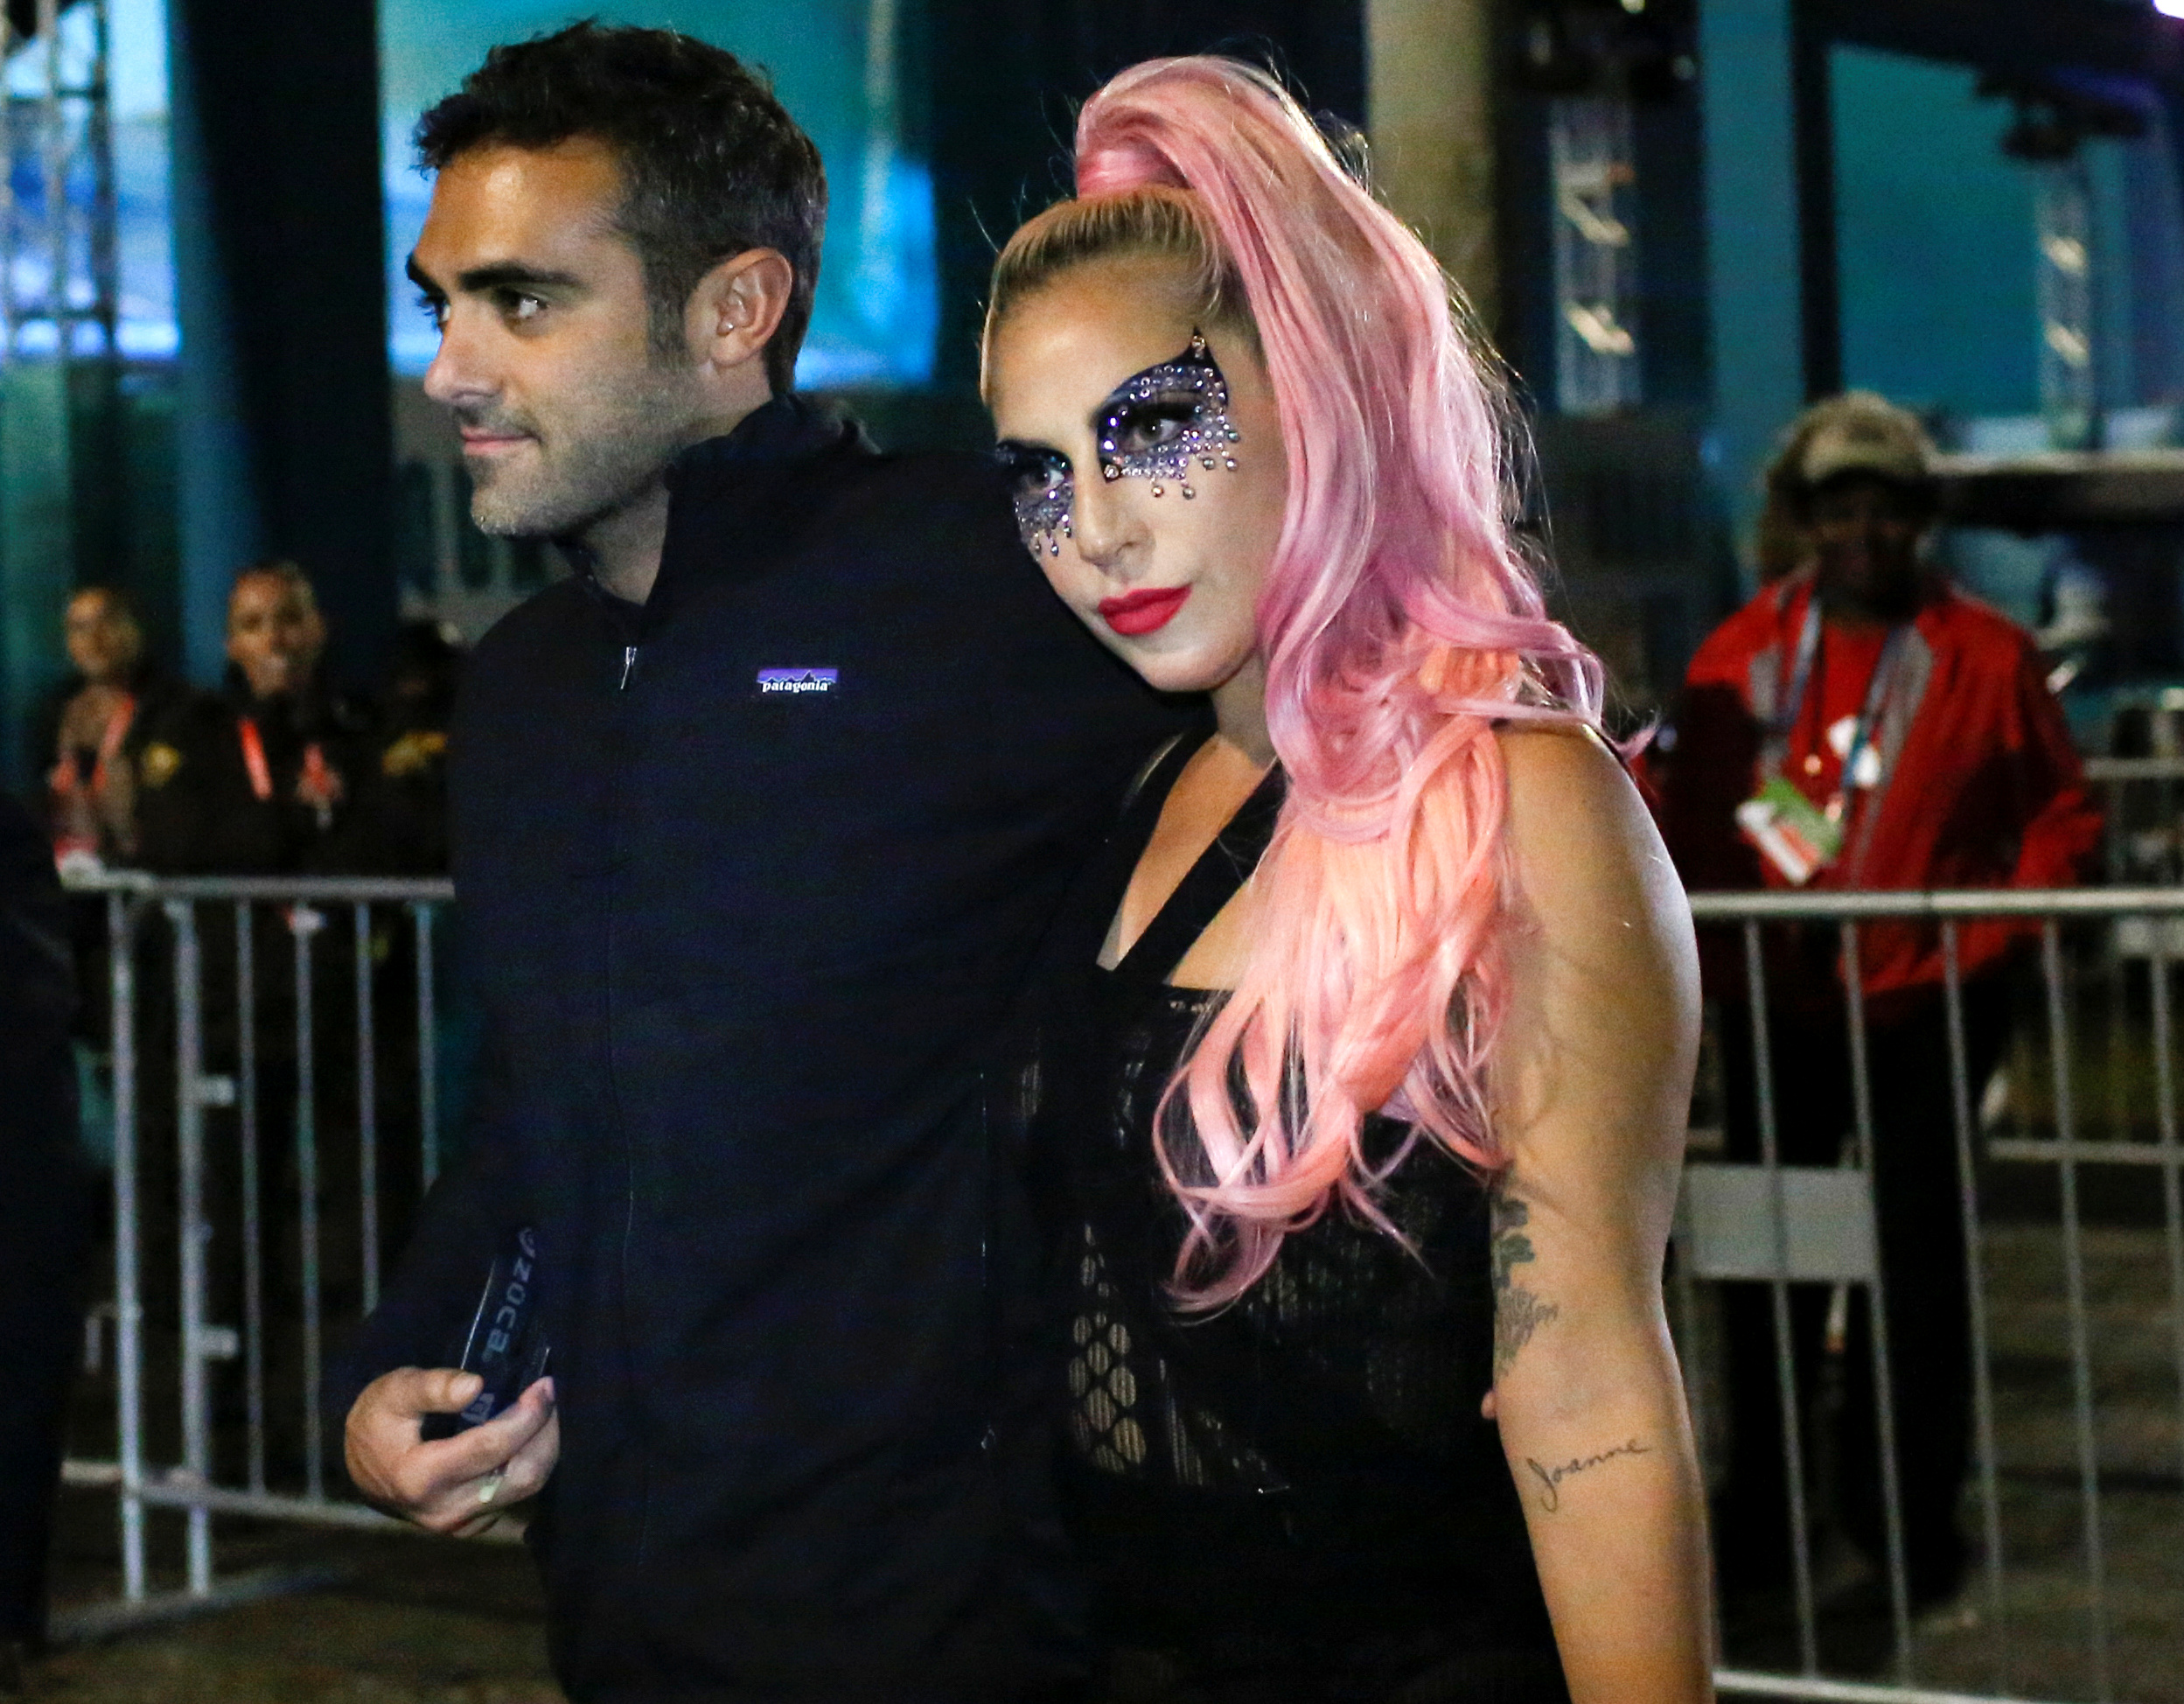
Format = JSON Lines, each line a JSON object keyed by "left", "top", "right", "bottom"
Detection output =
{"left": 1024, "top": 737, "right": 1570, "bottom": 1704}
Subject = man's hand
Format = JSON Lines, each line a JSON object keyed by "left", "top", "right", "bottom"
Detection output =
{"left": 345, "top": 1368, "right": 558, "bottom": 1537}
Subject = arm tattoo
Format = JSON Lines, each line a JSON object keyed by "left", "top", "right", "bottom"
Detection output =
{"left": 1524, "top": 1438, "right": 1650, "bottom": 1512}
{"left": 1490, "top": 1191, "right": 1560, "bottom": 1379}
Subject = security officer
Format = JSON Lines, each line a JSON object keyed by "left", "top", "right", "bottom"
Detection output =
{"left": 134, "top": 561, "right": 379, "bottom": 877}
{"left": 129, "top": 562, "right": 383, "bottom": 1432}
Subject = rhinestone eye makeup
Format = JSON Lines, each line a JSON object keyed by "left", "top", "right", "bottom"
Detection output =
{"left": 994, "top": 328, "right": 1245, "bottom": 561}
{"left": 1096, "top": 329, "right": 1241, "bottom": 500}
{"left": 998, "top": 446, "right": 1074, "bottom": 560}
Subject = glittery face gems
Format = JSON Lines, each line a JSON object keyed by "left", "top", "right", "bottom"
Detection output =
{"left": 997, "top": 443, "right": 1074, "bottom": 559}
{"left": 1095, "top": 329, "right": 1241, "bottom": 500}
{"left": 994, "top": 328, "right": 1244, "bottom": 561}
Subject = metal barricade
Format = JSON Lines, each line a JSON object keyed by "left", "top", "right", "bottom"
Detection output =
{"left": 57, "top": 870, "right": 462, "bottom": 1633}
{"left": 2086, "top": 757, "right": 2184, "bottom": 890}
{"left": 1688, "top": 888, "right": 2184, "bottom": 1704}
{"left": 49, "top": 873, "right": 2184, "bottom": 1702}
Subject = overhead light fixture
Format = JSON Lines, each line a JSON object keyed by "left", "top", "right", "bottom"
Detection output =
{"left": 2159, "top": 0, "right": 2184, "bottom": 19}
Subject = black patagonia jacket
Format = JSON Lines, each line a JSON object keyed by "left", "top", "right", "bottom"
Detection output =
{"left": 331, "top": 397, "right": 1190, "bottom": 1702}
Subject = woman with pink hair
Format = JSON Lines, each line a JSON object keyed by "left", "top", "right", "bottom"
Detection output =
{"left": 983, "top": 56, "right": 1713, "bottom": 1704}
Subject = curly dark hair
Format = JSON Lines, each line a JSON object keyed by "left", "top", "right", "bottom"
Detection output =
{"left": 416, "top": 22, "right": 827, "bottom": 395}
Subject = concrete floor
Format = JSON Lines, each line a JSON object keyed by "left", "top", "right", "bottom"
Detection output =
{"left": 29, "top": 1499, "right": 561, "bottom": 1702}
{"left": 24, "top": 1211, "right": 2184, "bottom": 1703}
{"left": 1706, "top": 1217, "right": 2184, "bottom": 1702}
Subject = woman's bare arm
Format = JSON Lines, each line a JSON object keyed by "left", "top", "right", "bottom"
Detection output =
{"left": 1487, "top": 725, "right": 1713, "bottom": 1703}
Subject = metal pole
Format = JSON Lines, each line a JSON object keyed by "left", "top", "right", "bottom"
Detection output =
{"left": 1745, "top": 919, "right": 1819, "bottom": 1674}
{"left": 1685, "top": 887, "right": 2184, "bottom": 919}
{"left": 291, "top": 906, "right": 324, "bottom": 1499}
{"left": 0, "top": 9, "right": 18, "bottom": 360}
{"left": 2103, "top": 777, "right": 2125, "bottom": 887}
{"left": 235, "top": 904, "right": 264, "bottom": 1494}
{"left": 1942, "top": 923, "right": 2009, "bottom": 1693}
{"left": 167, "top": 899, "right": 212, "bottom": 1594}
{"left": 2145, "top": 920, "right": 2184, "bottom": 1686}
{"left": 2041, "top": 921, "right": 2111, "bottom": 1700}
{"left": 1671, "top": 1176, "right": 1709, "bottom": 1504}
{"left": 106, "top": 893, "right": 144, "bottom": 1600}
{"left": 353, "top": 904, "right": 378, "bottom": 1314}
{"left": 38, "top": 0, "right": 63, "bottom": 353}
{"left": 1839, "top": 923, "right": 1914, "bottom": 1680}
{"left": 85, "top": 0, "right": 116, "bottom": 351}
{"left": 415, "top": 902, "right": 438, "bottom": 1191}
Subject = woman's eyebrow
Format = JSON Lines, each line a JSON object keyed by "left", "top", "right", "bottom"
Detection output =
{"left": 1090, "top": 362, "right": 1165, "bottom": 426}
{"left": 1088, "top": 339, "right": 1215, "bottom": 429}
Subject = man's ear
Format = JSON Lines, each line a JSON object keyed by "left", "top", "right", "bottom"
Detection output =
{"left": 686, "top": 248, "right": 794, "bottom": 379}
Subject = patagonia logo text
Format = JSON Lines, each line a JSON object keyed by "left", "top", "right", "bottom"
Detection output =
{"left": 754, "top": 667, "right": 840, "bottom": 697}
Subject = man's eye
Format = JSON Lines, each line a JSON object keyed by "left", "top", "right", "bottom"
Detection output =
{"left": 414, "top": 292, "right": 447, "bottom": 331}
{"left": 498, "top": 291, "right": 546, "bottom": 325}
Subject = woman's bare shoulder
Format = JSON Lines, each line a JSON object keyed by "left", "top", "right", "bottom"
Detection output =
{"left": 1495, "top": 720, "right": 1650, "bottom": 865}
{"left": 1491, "top": 719, "right": 1692, "bottom": 972}
{"left": 1490, "top": 724, "right": 1699, "bottom": 1177}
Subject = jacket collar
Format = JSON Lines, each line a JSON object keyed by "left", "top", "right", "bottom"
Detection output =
{"left": 666, "top": 393, "right": 876, "bottom": 492}
{"left": 634, "top": 395, "right": 880, "bottom": 625}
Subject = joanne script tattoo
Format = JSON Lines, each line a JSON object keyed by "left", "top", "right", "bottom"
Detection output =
{"left": 1490, "top": 1191, "right": 1560, "bottom": 1379}
{"left": 1525, "top": 1438, "right": 1651, "bottom": 1512}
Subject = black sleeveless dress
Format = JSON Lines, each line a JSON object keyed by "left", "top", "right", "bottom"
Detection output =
{"left": 1022, "top": 736, "right": 1570, "bottom": 1704}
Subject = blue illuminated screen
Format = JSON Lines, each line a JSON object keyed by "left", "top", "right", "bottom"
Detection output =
{"left": 380, "top": 1, "right": 937, "bottom": 388}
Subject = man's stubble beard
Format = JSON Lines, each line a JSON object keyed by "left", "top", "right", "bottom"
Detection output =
{"left": 468, "top": 360, "right": 702, "bottom": 543}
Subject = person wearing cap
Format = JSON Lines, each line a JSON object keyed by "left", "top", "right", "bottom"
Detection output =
{"left": 1657, "top": 392, "right": 2101, "bottom": 1617}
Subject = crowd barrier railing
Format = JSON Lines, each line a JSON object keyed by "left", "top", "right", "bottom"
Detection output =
{"left": 56, "top": 870, "right": 464, "bottom": 1635}
{"left": 48, "top": 873, "right": 2184, "bottom": 1704}
{"left": 1689, "top": 886, "right": 2184, "bottom": 1704}
{"left": 2085, "top": 756, "right": 2184, "bottom": 890}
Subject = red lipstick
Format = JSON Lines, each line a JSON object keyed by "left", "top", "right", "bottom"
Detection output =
{"left": 1098, "top": 586, "right": 1190, "bottom": 637}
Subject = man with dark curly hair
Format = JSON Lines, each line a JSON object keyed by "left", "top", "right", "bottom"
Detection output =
{"left": 333, "top": 24, "right": 1183, "bottom": 1701}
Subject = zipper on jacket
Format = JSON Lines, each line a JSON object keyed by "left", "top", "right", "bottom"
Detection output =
{"left": 618, "top": 644, "right": 638, "bottom": 690}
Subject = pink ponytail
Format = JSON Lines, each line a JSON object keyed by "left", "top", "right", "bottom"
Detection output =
{"left": 996, "top": 58, "right": 1601, "bottom": 1304}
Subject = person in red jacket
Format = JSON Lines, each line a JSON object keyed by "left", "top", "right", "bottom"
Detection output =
{"left": 1658, "top": 392, "right": 2101, "bottom": 1616}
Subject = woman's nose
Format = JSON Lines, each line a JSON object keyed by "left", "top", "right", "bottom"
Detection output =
{"left": 1069, "top": 471, "right": 1137, "bottom": 570}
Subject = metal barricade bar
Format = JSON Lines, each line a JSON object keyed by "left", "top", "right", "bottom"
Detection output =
{"left": 1742, "top": 917, "right": 1822, "bottom": 1673}
{"left": 1839, "top": 921, "right": 1915, "bottom": 1680}
{"left": 2041, "top": 922, "right": 2112, "bottom": 1701}
{"left": 1943, "top": 922, "right": 2011, "bottom": 1695}
{"left": 167, "top": 898, "right": 211, "bottom": 1595}
{"left": 236, "top": 903, "right": 264, "bottom": 1496}
{"left": 292, "top": 901, "right": 324, "bottom": 1503}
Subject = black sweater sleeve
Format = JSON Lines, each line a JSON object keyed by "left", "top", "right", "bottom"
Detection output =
{"left": 321, "top": 1024, "right": 525, "bottom": 1428}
